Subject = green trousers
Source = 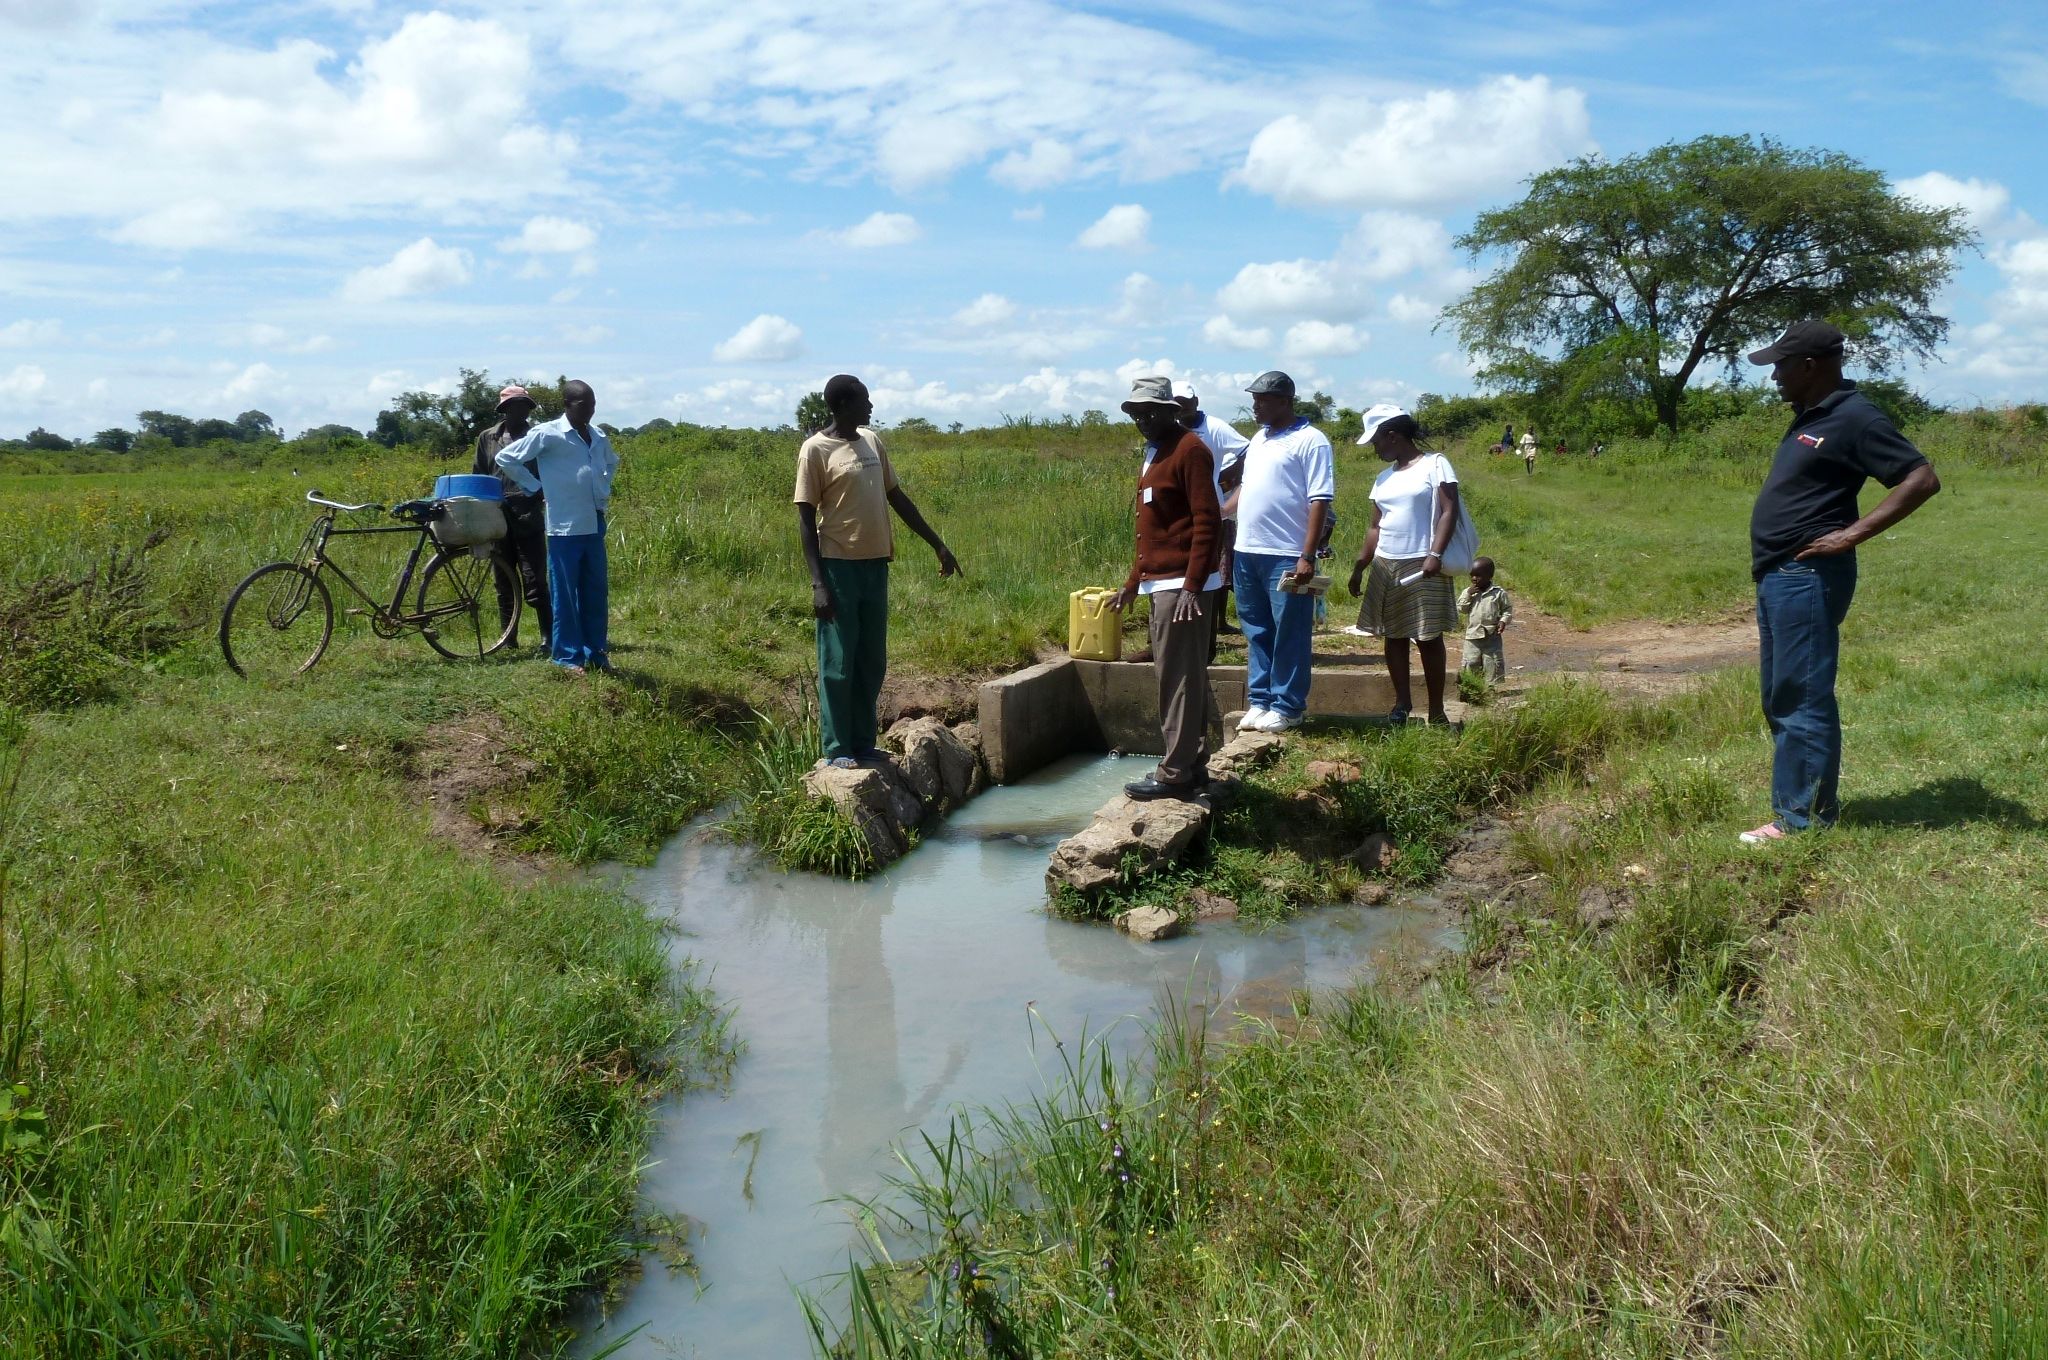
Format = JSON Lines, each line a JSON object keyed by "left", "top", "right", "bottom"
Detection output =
{"left": 817, "top": 557, "right": 890, "bottom": 760}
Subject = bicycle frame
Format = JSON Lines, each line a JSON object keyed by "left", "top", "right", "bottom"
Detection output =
{"left": 301, "top": 512, "right": 442, "bottom": 629}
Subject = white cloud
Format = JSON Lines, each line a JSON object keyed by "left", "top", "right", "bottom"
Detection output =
{"left": 1012, "top": 204, "right": 1046, "bottom": 222}
{"left": 1895, "top": 172, "right": 2012, "bottom": 234}
{"left": 562, "top": 323, "right": 614, "bottom": 345}
{"left": 340, "top": 238, "right": 473, "bottom": 304}
{"left": 818, "top": 211, "right": 924, "bottom": 248}
{"left": 1282, "top": 320, "right": 1368, "bottom": 359}
{"left": 1218, "top": 258, "right": 1368, "bottom": 322}
{"left": 1203, "top": 315, "right": 1272, "bottom": 350}
{"left": 953, "top": 293, "right": 1017, "bottom": 327}
{"left": 1110, "top": 272, "right": 1160, "bottom": 324}
{"left": 1341, "top": 212, "right": 1455, "bottom": 281}
{"left": 0, "top": 364, "right": 49, "bottom": 400}
{"left": 502, "top": 216, "right": 598, "bottom": 255}
{"left": 1077, "top": 203, "right": 1150, "bottom": 250}
{"left": 992, "top": 138, "right": 1078, "bottom": 191}
{"left": 0, "top": 319, "right": 61, "bottom": 347}
{"left": 713, "top": 313, "right": 805, "bottom": 362}
{"left": 221, "top": 361, "right": 280, "bottom": 402}
{"left": 1385, "top": 294, "right": 1440, "bottom": 326}
{"left": 247, "top": 324, "right": 333, "bottom": 354}
{"left": 7, "top": 14, "right": 575, "bottom": 241}
{"left": 1233, "top": 75, "right": 1593, "bottom": 210}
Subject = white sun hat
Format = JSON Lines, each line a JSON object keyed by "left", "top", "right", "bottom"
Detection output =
{"left": 1356, "top": 402, "right": 1409, "bottom": 444}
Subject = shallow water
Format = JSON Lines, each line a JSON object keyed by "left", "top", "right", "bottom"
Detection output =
{"left": 574, "top": 753, "right": 1458, "bottom": 1359}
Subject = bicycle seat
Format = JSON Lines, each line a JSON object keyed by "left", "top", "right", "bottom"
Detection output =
{"left": 306, "top": 490, "right": 385, "bottom": 513}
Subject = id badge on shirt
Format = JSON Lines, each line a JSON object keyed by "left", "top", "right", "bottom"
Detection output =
{"left": 1141, "top": 487, "right": 1155, "bottom": 504}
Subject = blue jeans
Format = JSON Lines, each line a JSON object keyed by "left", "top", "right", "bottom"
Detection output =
{"left": 546, "top": 532, "right": 608, "bottom": 667}
{"left": 1233, "top": 551, "right": 1316, "bottom": 718}
{"left": 1756, "top": 554, "right": 1857, "bottom": 830}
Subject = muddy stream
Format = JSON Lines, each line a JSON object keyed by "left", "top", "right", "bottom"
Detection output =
{"left": 572, "top": 752, "right": 1459, "bottom": 1358}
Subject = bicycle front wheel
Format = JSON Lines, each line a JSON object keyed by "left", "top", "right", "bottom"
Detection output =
{"left": 416, "top": 549, "right": 520, "bottom": 660}
{"left": 221, "top": 562, "right": 334, "bottom": 680}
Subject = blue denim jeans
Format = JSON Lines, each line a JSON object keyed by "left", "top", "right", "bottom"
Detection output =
{"left": 1756, "top": 554, "right": 1857, "bottom": 830}
{"left": 1233, "top": 551, "right": 1316, "bottom": 718}
{"left": 546, "top": 532, "right": 608, "bottom": 668}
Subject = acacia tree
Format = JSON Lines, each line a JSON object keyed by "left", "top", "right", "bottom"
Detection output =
{"left": 1445, "top": 135, "right": 1975, "bottom": 434}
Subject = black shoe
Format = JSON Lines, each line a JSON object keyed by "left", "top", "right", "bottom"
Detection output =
{"left": 1386, "top": 706, "right": 1411, "bottom": 726}
{"left": 1125, "top": 776, "right": 1198, "bottom": 801}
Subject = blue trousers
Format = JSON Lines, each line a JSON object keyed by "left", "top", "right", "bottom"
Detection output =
{"left": 546, "top": 532, "right": 608, "bottom": 668}
{"left": 1756, "top": 555, "right": 1857, "bottom": 830}
{"left": 1233, "top": 551, "right": 1316, "bottom": 718}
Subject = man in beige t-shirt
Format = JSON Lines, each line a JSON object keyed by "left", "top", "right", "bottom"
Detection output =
{"left": 795, "top": 374, "right": 960, "bottom": 767}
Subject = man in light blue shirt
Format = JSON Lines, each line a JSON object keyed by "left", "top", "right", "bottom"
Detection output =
{"left": 1232, "top": 370, "right": 1334, "bottom": 731}
{"left": 495, "top": 379, "right": 617, "bottom": 673}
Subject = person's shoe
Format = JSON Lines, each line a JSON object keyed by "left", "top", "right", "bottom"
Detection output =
{"left": 1425, "top": 711, "right": 1456, "bottom": 729}
{"left": 558, "top": 663, "right": 588, "bottom": 677}
{"left": 825, "top": 755, "right": 860, "bottom": 770}
{"left": 1386, "top": 705, "right": 1411, "bottom": 726}
{"left": 1251, "top": 709, "right": 1301, "bottom": 732}
{"left": 1124, "top": 776, "right": 1198, "bottom": 801}
{"left": 856, "top": 747, "right": 892, "bottom": 764}
{"left": 1738, "top": 821, "right": 1788, "bottom": 845}
{"left": 1237, "top": 707, "right": 1271, "bottom": 731}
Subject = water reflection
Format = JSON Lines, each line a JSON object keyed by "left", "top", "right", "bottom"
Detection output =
{"left": 572, "top": 754, "right": 1457, "bottom": 1359}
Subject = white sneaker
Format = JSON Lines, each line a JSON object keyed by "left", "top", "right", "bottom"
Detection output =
{"left": 1252, "top": 709, "right": 1302, "bottom": 733}
{"left": 1237, "top": 707, "right": 1271, "bottom": 731}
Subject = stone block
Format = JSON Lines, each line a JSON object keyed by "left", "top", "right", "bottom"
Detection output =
{"left": 1115, "top": 905, "right": 1184, "bottom": 942}
{"left": 1046, "top": 793, "right": 1211, "bottom": 899}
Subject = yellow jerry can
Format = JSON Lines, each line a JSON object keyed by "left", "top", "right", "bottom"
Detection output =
{"left": 1067, "top": 587, "right": 1123, "bottom": 661}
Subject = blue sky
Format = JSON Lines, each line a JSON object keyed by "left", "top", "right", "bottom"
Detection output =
{"left": 2, "top": 0, "right": 2045, "bottom": 437}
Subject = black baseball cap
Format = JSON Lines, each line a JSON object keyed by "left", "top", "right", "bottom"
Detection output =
{"left": 1245, "top": 370, "right": 1295, "bottom": 397}
{"left": 1747, "top": 320, "right": 1846, "bottom": 365}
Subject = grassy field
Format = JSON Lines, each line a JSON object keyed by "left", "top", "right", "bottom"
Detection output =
{"left": 1, "top": 410, "right": 2042, "bottom": 1354}
{"left": 813, "top": 429, "right": 2048, "bottom": 1356}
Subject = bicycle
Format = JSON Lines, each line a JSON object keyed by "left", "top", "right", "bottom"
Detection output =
{"left": 220, "top": 489, "right": 523, "bottom": 680}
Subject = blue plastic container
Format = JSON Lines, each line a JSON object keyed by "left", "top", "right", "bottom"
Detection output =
{"left": 433, "top": 473, "right": 503, "bottom": 502}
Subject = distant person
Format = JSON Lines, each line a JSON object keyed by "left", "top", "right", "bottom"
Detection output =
{"left": 795, "top": 374, "right": 961, "bottom": 769}
{"left": 1458, "top": 556, "right": 1512, "bottom": 684}
{"left": 1109, "top": 377, "right": 1223, "bottom": 801}
{"left": 1518, "top": 429, "right": 1539, "bottom": 475}
{"left": 1173, "top": 379, "right": 1250, "bottom": 652}
{"left": 473, "top": 384, "right": 550, "bottom": 649}
{"left": 1554, "top": 437, "right": 1568, "bottom": 456}
{"left": 1348, "top": 404, "right": 1460, "bottom": 726}
{"left": 495, "top": 379, "right": 616, "bottom": 674}
{"left": 1501, "top": 422, "right": 1514, "bottom": 450}
{"left": 1591, "top": 440, "right": 1606, "bottom": 458}
{"left": 1233, "top": 371, "right": 1334, "bottom": 733}
{"left": 1739, "top": 320, "right": 1939, "bottom": 844}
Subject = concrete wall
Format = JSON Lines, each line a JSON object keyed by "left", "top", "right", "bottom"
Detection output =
{"left": 980, "top": 657, "right": 1400, "bottom": 783}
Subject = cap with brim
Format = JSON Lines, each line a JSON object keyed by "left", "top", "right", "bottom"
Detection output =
{"left": 496, "top": 384, "right": 536, "bottom": 411}
{"left": 1170, "top": 379, "right": 1197, "bottom": 404}
{"left": 1355, "top": 402, "right": 1408, "bottom": 445}
{"left": 1747, "top": 320, "right": 1846, "bottom": 366}
{"left": 1119, "top": 374, "right": 1178, "bottom": 416}
{"left": 1244, "top": 370, "right": 1295, "bottom": 397}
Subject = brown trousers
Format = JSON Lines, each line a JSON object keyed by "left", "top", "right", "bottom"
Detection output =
{"left": 1149, "top": 587, "right": 1222, "bottom": 786}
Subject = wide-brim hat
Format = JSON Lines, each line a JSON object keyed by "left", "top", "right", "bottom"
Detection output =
{"left": 496, "top": 384, "right": 536, "bottom": 411}
{"left": 1356, "top": 402, "right": 1409, "bottom": 444}
{"left": 1119, "top": 374, "right": 1178, "bottom": 415}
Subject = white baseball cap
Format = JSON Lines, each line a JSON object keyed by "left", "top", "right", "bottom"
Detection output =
{"left": 1170, "top": 379, "right": 1197, "bottom": 404}
{"left": 1356, "top": 402, "right": 1409, "bottom": 445}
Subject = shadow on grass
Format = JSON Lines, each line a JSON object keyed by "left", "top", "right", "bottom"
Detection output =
{"left": 1843, "top": 777, "right": 2045, "bottom": 830}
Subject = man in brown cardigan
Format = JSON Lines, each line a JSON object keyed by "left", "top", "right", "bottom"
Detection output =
{"left": 1110, "top": 376, "right": 1224, "bottom": 801}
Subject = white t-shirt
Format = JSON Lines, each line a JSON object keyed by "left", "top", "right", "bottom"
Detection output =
{"left": 1189, "top": 413, "right": 1251, "bottom": 520}
{"left": 1371, "top": 453, "right": 1458, "bottom": 560}
{"left": 1235, "top": 421, "right": 1336, "bottom": 558}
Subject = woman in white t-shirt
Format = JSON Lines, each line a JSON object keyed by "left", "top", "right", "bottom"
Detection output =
{"left": 1345, "top": 405, "right": 1461, "bottom": 726}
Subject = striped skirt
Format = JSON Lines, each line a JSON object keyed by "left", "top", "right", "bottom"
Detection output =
{"left": 1357, "top": 555, "right": 1458, "bottom": 641}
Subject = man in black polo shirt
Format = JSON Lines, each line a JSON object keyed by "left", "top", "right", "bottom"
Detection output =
{"left": 1740, "top": 320, "right": 1941, "bottom": 844}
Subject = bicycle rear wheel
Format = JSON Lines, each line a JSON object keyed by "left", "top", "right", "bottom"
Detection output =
{"left": 416, "top": 549, "right": 520, "bottom": 660}
{"left": 221, "top": 562, "right": 334, "bottom": 680}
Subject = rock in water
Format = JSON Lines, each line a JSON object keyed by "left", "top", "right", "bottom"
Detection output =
{"left": 1350, "top": 832, "right": 1401, "bottom": 871}
{"left": 1187, "top": 888, "right": 1240, "bottom": 921}
{"left": 801, "top": 762, "right": 914, "bottom": 864}
{"left": 1046, "top": 794, "right": 1211, "bottom": 899}
{"left": 886, "top": 716, "right": 983, "bottom": 812}
{"left": 1115, "top": 905, "right": 1184, "bottom": 941}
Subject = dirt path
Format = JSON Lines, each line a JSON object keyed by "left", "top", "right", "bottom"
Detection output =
{"left": 1301, "top": 604, "right": 1756, "bottom": 697}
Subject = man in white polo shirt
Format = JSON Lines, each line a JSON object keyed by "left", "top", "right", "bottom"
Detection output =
{"left": 1174, "top": 380, "right": 1249, "bottom": 656}
{"left": 1232, "top": 370, "right": 1334, "bottom": 731}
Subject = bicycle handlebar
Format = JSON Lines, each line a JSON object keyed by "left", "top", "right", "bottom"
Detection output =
{"left": 306, "top": 490, "right": 385, "bottom": 514}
